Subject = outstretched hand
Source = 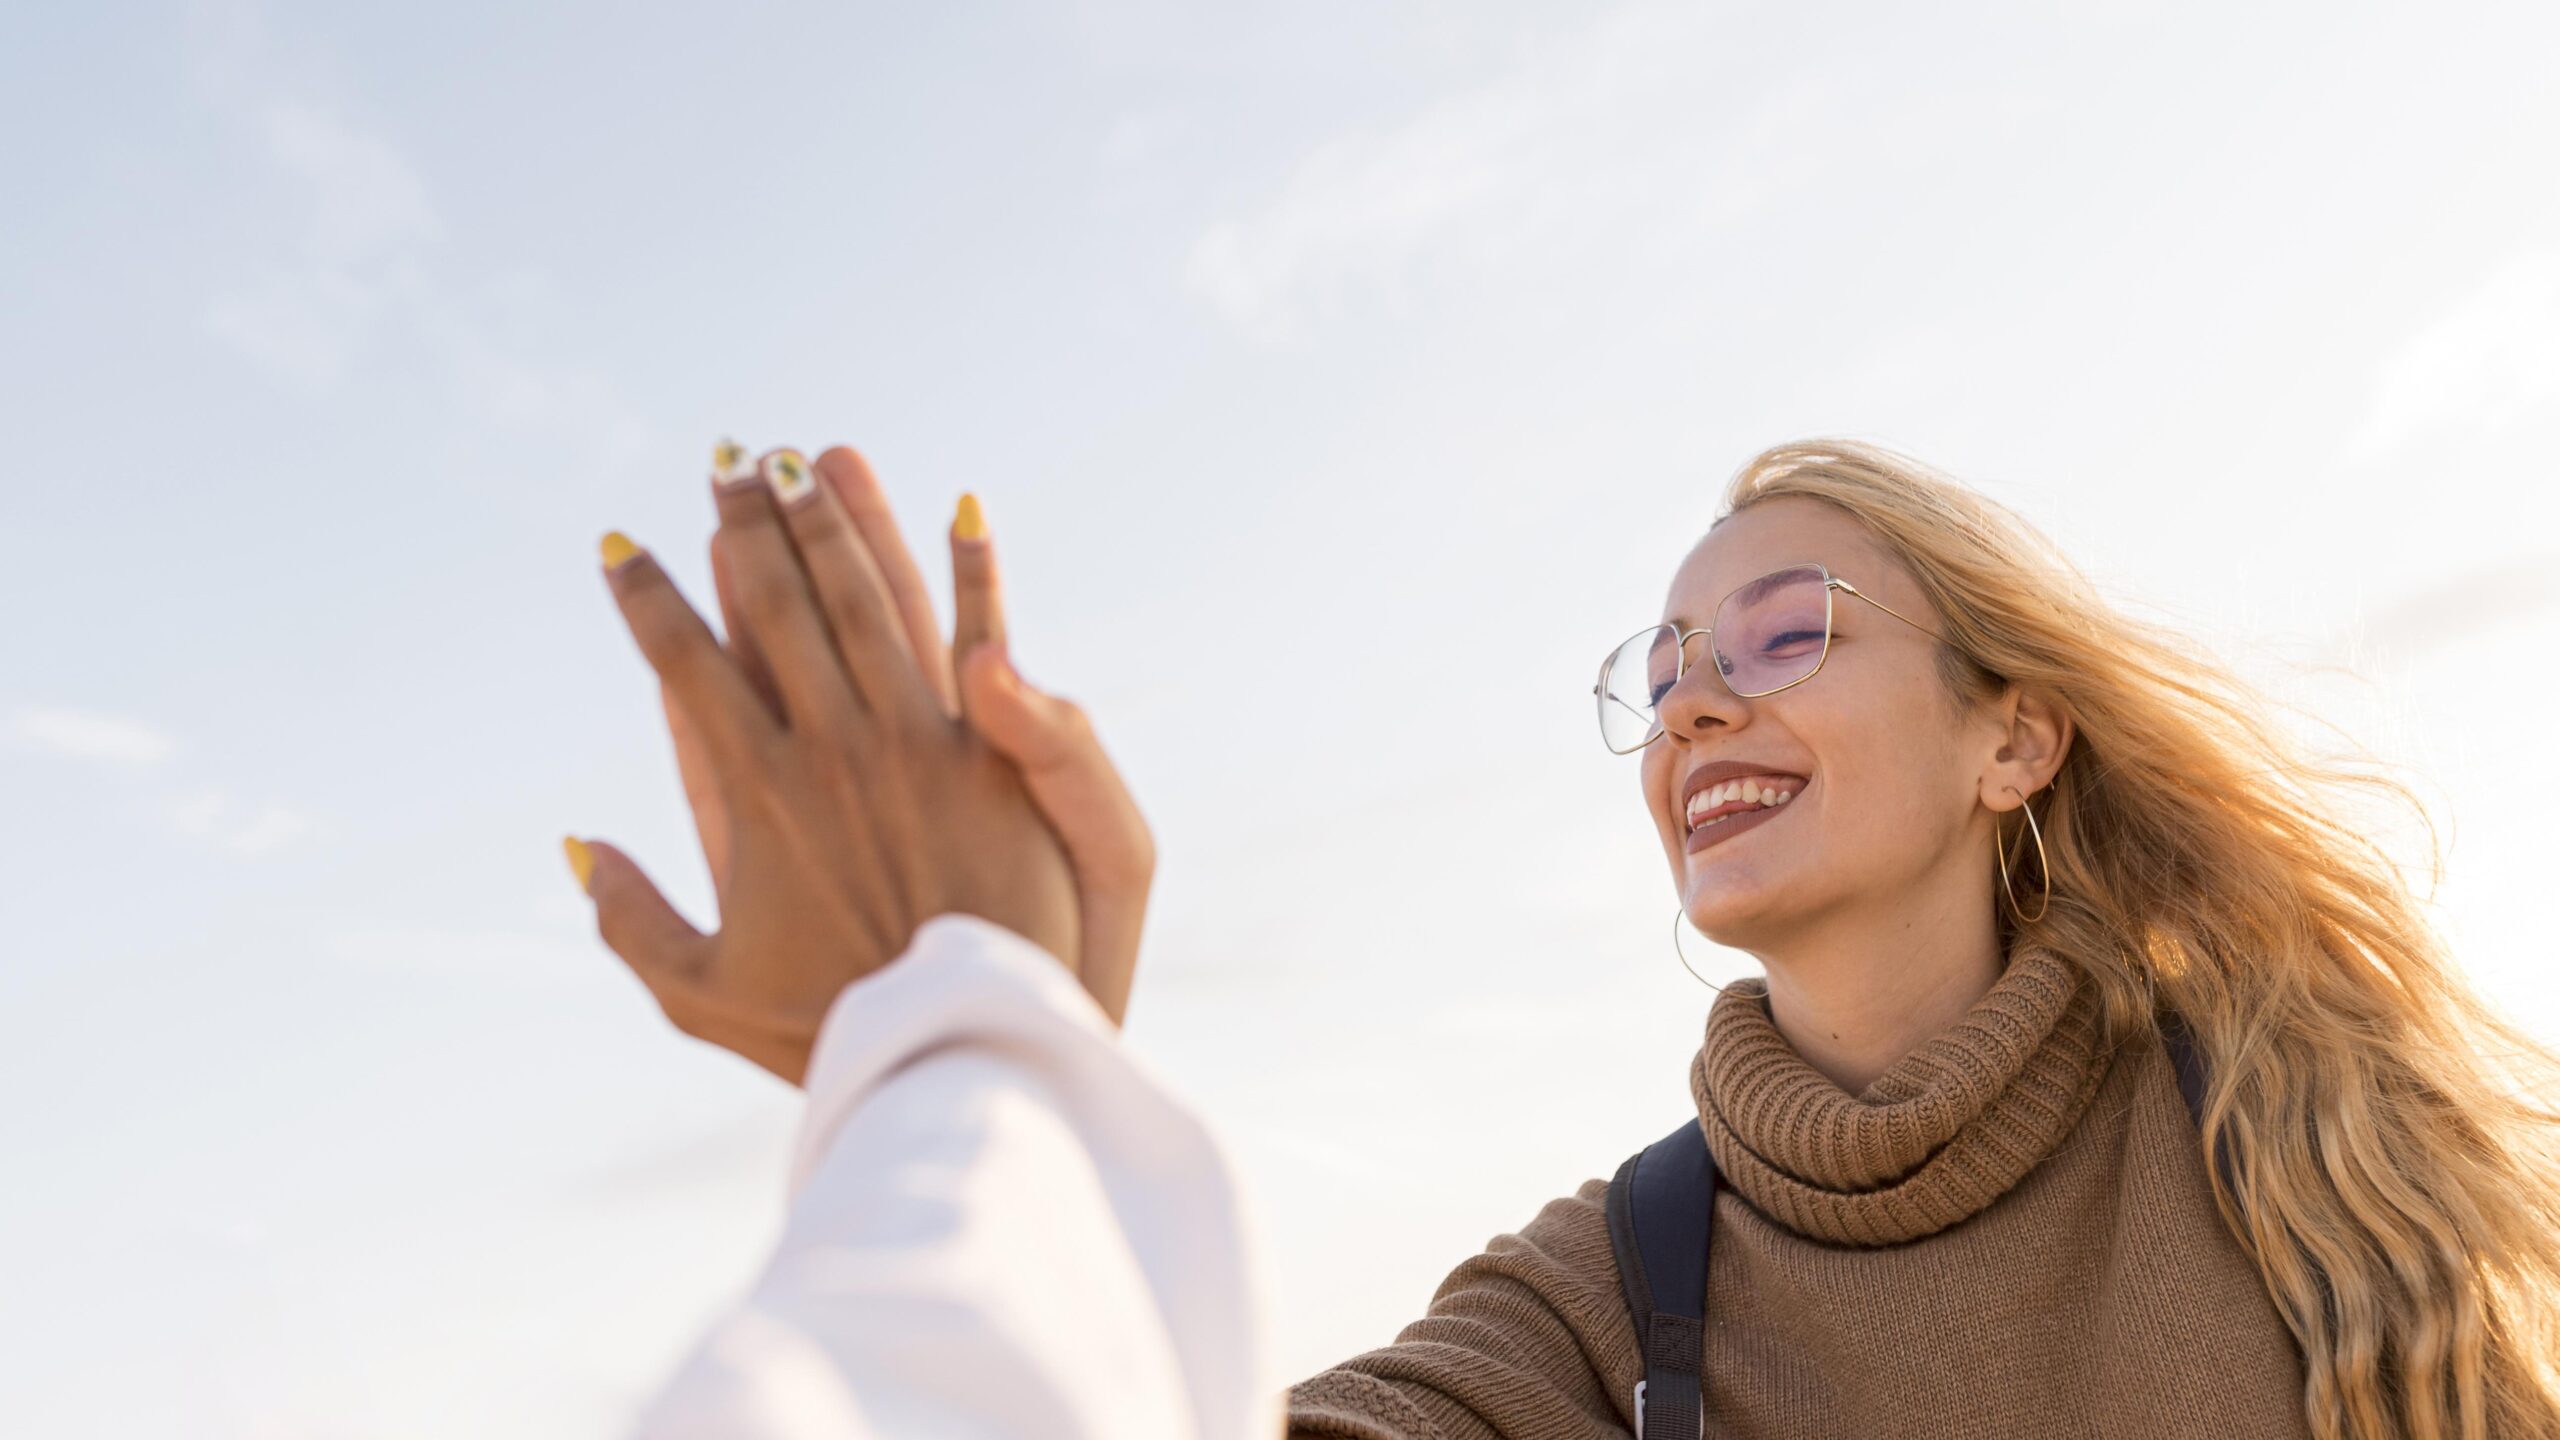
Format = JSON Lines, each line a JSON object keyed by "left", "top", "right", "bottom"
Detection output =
{"left": 665, "top": 445, "right": 1154, "bottom": 1029}
{"left": 567, "top": 446, "right": 1082, "bottom": 1086}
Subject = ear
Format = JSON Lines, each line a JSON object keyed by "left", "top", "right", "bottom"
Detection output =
{"left": 1978, "top": 684, "right": 2073, "bottom": 810}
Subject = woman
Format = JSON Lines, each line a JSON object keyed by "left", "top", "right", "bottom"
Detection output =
{"left": 581, "top": 439, "right": 2560, "bottom": 1439}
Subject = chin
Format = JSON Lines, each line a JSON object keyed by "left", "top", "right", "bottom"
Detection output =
{"left": 1679, "top": 860, "right": 1802, "bottom": 953}
{"left": 1679, "top": 882, "right": 1778, "bottom": 951}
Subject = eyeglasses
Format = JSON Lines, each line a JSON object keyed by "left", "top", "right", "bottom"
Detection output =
{"left": 1592, "top": 561, "right": 1947, "bottom": 754}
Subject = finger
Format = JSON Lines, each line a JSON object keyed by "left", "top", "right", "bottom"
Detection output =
{"left": 760, "top": 445, "right": 938, "bottom": 728}
{"left": 1074, "top": 883, "right": 1146, "bottom": 1029}
{"left": 708, "top": 540, "right": 787, "bottom": 723}
{"left": 958, "top": 646, "right": 1152, "bottom": 887}
{"left": 815, "top": 445, "right": 957, "bottom": 715}
{"left": 959, "top": 645, "right": 1154, "bottom": 1023}
{"left": 570, "top": 835, "right": 715, "bottom": 1016}
{"left": 709, "top": 453, "right": 862, "bottom": 734}
{"left": 601, "top": 532, "right": 776, "bottom": 772}
{"left": 661, "top": 683, "right": 732, "bottom": 891}
{"left": 949, "top": 493, "right": 1008, "bottom": 724}
{"left": 706, "top": 443, "right": 785, "bottom": 724}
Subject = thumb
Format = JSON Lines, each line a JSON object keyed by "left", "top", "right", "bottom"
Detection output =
{"left": 957, "top": 645, "right": 1155, "bottom": 894}
{"left": 565, "top": 835, "right": 713, "bottom": 1003}
{"left": 958, "top": 641, "right": 1081, "bottom": 770}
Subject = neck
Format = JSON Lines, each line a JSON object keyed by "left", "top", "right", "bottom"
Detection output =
{"left": 1750, "top": 861, "right": 2005, "bottom": 1097}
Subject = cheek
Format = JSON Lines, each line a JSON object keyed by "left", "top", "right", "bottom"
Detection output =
{"left": 1802, "top": 696, "right": 1969, "bottom": 839}
{"left": 1638, "top": 750, "right": 1679, "bottom": 841}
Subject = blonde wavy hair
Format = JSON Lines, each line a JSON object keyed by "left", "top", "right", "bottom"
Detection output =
{"left": 1724, "top": 439, "right": 2560, "bottom": 1440}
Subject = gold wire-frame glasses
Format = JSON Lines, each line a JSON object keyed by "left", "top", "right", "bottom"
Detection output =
{"left": 1592, "top": 561, "right": 1948, "bottom": 754}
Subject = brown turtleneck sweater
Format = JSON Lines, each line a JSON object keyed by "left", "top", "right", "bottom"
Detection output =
{"left": 1285, "top": 946, "right": 2311, "bottom": 1438}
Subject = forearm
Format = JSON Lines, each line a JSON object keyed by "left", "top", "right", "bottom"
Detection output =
{"left": 634, "top": 915, "right": 1281, "bottom": 1440}
{"left": 1283, "top": 1183, "right": 1637, "bottom": 1440}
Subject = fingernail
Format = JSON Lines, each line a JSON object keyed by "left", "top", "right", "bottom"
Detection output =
{"left": 562, "top": 835, "right": 595, "bottom": 893}
{"left": 953, "top": 492, "right": 987, "bottom": 541}
{"left": 712, "top": 436, "right": 756, "bottom": 487}
{"left": 763, "top": 448, "right": 816, "bottom": 505}
{"left": 600, "top": 531, "right": 642, "bottom": 569}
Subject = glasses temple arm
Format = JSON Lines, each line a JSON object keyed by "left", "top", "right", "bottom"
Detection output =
{"left": 1835, "top": 581, "right": 1948, "bottom": 644}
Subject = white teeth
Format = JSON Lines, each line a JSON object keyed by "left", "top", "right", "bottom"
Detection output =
{"left": 1687, "top": 777, "right": 1801, "bottom": 829}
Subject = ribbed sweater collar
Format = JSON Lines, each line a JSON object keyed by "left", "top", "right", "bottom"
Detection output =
{"left": 1688, "top": 943, "right": 2114, "bottom": 1247}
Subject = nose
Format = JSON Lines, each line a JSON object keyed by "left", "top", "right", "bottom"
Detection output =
{"left": 1658, "top": 633, "right": 1745, "bottom": 741}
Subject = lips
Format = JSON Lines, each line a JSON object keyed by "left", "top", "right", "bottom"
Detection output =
{"left": 1677, "top": 762, "right": 1811, "bottom": 836}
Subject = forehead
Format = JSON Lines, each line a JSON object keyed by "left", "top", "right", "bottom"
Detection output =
{"left": 1661, "top": 496, "right": 1902, "bottom": 622}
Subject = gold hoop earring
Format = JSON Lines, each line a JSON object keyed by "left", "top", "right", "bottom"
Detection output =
{"left": 1994, "top": 782, "right": 2052, "bottom": 924}
{"left": 1670, "top": 909, "right": 1728, "bottom": 994}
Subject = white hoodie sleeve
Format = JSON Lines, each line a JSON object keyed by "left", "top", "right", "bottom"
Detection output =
{"left": 629, "top": 914, "right": 1281, "bottom": 1440}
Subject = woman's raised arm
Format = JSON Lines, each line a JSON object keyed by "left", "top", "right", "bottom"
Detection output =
{"left": 570, "top": 443, "right": 1273, "bottom": 1437}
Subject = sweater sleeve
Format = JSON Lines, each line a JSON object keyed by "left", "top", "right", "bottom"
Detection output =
{"left": 1282, "top": 1179, "right": 1642, "bottom": 1440}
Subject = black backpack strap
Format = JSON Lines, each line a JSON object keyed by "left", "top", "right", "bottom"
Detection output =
{"left": 2156, "top": 1007, "right": 2235, "bottom": 1197}
{"left": 1605, "top": 1119, "right": 1718, "bottom": 1440}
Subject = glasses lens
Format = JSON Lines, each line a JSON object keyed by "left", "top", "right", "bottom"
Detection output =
{"left": 1712, "top": 565, "right": 1832, "bottom": 697}
{"left": 1597, "top": 624, "right": 1682, "bottom": 752}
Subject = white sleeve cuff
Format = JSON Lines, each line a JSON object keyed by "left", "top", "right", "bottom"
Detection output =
{"left": 789, "top": 913, "right": 1112, "bottom": 1203}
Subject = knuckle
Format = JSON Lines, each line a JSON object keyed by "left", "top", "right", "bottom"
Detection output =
{"left": 1096, "top": 821, "right": 1157, "bottom": 890}
{"left": 733, "top": 559, "right": 794, "bottom": 628}
{"left": 740, "top": 720, "right": 791, "bottom": 776}
{"left": 1052, "top": 698, "right": 1097, "bottom": 746}
{"left": 653, "top": 625, "right": 724, "bottom": 693}
{"left": 791, "top": 491, "right": 853, "bottom": 544}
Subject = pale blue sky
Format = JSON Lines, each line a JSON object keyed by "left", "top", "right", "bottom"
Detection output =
{"left": 6, "top": 1, "right": 2559, "bottom": 1434}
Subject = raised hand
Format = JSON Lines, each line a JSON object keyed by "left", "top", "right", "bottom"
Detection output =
{"left": 666, "top": 442, "right": 1154, "bottom": 1027}
{"left": 566, "top": 448, "right": 1081, "bottom": 1086}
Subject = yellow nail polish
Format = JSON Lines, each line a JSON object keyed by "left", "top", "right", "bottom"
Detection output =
{"left": 953, "top": 492, "right": 987, "bottom": 541}
{"left": 712, "top": 436, "right": 755, "bottom": 485}
{"left": 600, "top": 531, "right": 641, "bottom": 569}
{"left": 562, "top": 835, "right": 595, "bottom": 893}
{"left": 763, "top": 448, "right": 816, "bottom": 504}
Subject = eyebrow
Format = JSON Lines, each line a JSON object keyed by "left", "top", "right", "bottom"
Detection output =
{"left": 1669, "top": 563, "right": 1832, "bottom": 625}
{"left": 1710, "top": 563, "right": 1832, "bottom": 614}
{"left": 1726, "top": 568, "right": 1808, "bottom": 610}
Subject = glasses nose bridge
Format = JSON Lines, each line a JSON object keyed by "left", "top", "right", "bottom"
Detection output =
{"left": 1656, "top": 623, "right": 1735, "bottom": 738}
{"left": 1667, "top": 623, "right": 1716, "bottom": 683}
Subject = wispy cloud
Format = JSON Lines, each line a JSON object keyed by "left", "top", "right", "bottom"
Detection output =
{"left": 1182, "top": 2, "right": 1832, "bottom": 341}
{"left": 10, "top": 706, "right": 323, "bottom": 853}
{"left": 193, "top": 11, "right": 652, "bottom": 463}
{"left": 11, "top": 705, "right": 177, "bottom": 767}
{"left": 169, "top": 786, "right": 322, "bottom": 856}
{"left": 200, "top": 97, "right": 440, "bottom": 389}
{"left": 2345, "top": 249, "right": 2560, "bottom": 464}
{"left": 2329, "top": 553, "right": 2560, "bottom": 662}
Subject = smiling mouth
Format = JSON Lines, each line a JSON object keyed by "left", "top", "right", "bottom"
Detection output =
{"left": 1684, "top": 775, "right": 1801, "bottom": 835}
